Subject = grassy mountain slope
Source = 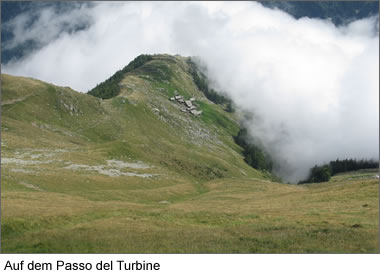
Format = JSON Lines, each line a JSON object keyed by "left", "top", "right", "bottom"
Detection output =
{"left": 1, "top": 54, "right": 378, "bottom": 253}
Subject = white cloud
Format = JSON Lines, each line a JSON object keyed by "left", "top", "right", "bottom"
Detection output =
{"left": 2, "top": 1, "right": 378, "bottom": 181}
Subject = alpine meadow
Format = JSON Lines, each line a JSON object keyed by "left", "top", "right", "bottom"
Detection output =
{"left": 1, "top": 1, "right": 379, "bottom": 253}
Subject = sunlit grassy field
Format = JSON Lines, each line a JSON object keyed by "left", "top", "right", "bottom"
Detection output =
{"left": 2, "top": 170, "right": 378, "bottom": 253}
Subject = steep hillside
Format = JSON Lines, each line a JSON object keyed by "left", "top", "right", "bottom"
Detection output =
{"left": 1, "top": 55, "right": 268, "bottom": 182}
{"left": 1, "top": 54, "right": 378, "bottom": 253}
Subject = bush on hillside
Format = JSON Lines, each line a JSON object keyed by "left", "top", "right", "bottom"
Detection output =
{"left": 300, "top": 164, "right": 331, "bottom": 184}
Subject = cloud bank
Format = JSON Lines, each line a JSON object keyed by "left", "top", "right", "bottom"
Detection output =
{"left": 2, "top": 1, "right": 379, "bottom": 182}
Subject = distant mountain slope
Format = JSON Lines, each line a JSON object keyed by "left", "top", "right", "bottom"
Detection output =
{"left": 1, "top": 1, "right": 92, "bottom": 64}
{"left": 261, "top": 1, "right": 379, "bottom": 25}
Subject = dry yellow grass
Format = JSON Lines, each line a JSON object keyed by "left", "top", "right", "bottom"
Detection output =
{"left": 2, "top": 175, "right": 378, "bottom": 253}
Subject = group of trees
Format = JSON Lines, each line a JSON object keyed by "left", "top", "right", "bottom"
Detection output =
{"left": 299, "top": 164, "right": 332, "bottom": 184}
{"left": 87, "top": 54, "right": 153, "bottom": 99}
{"left": 329, "top": 158, "right": 378, "bottom": 175}
{"left": 234, "top": 128, "right": 273, "bottom": 171}
{"left": 187, "top": 58, "right": 233, "bottom": 112}
{"left": 299, "top": 158, "right": 379, "bottom": 184}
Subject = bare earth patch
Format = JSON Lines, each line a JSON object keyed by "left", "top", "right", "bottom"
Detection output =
{"left": 64, "top": 160, "right": 156, "bottom": 178}
{"left": 20, "top": 182, "right": 44, "bottom": 191}
{"left": 2, "top": 149, "right": 156, "bottom": 178}
{"left": 10, "top": 168, "right": 36, "bottom": 174}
